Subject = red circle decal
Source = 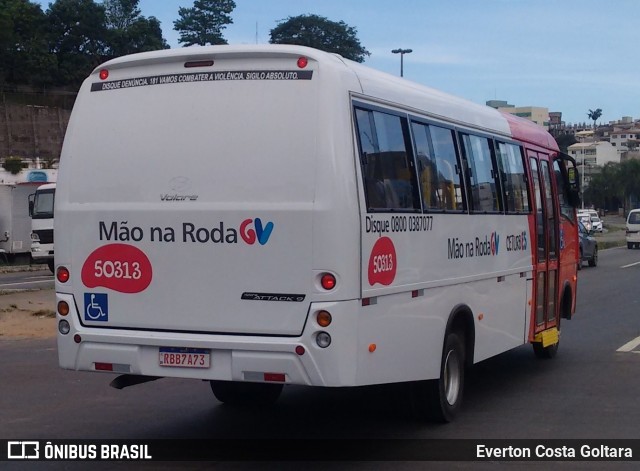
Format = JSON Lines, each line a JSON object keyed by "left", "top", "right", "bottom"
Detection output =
{"left": 81, "top": 244, "right": 152, "bottom": 293}
{"left": 368, "top": 237, "right": 397, "bottom": 286}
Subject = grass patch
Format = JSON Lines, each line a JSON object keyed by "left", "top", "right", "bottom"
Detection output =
{"left": 598, "top": 240, "right": 626, "bottom": 250}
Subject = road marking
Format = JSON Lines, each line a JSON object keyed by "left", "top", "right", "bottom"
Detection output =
{"left": 617, "top": 336, "right": 640, "bottom": 352}
{"left": 0, "top": 280, "right": 54, "bottom": 288}
{"left": 621, "top": 261, "right": 640, "bottom": 268}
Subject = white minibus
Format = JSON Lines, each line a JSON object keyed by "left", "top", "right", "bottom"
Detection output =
{"left": 55, "top": 45, "right": 579, "bottom": 421}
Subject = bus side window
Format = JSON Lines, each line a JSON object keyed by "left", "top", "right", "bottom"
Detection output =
{"left": 496, "top": 142, "right": 531, "bottom": 214}
{"left": 411, "top": 121, "right": 465, "bottom": 212}
{"left": 461, "top": 134, "right": 502, "bottom": 213}
{"left": 355, "top": 107, "right": 420, "bottom": 212}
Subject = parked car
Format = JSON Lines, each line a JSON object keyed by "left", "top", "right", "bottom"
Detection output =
{"left": 578, "top": 220, "right": 597, "bottom": 269}
{"left": 589, "top": 215, "right": 603, "bottom": 232}
{"left": 578, "top": 210, "right": 603, "bottom": 232}
{"left": 578, "top": 214, "right": 592, "bottom": 232}
{"left": 626, "top": 209, "right": 640, "bottom": 249}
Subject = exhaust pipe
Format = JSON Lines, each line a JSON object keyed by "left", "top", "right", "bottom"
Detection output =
{"left": 110, "top": 374, "right": 162, "bottom": 390}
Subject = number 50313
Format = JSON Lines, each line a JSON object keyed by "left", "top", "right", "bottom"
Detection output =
{"left": 94, "top": 260, "right": 142, "bottom": 280}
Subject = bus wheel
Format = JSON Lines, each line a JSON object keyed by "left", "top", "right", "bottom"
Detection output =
{"left": 588, "top": 246, "right": 598, "bottom": 267}
{"left": 47, "top": 260, "right": 55, "bottom": 273}
{"left": 533, "top": 338, "right": 559, "bottom": 359}
{"left": 411, "top": 331, "right": 465, "bottom": 422}
{"left": 209, "top": 380, "right": 283, "bottom": 406}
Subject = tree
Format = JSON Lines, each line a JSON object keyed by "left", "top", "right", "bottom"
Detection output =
{"left": 2, "top": 157, "right": 24, "bottom": 174}
{"left": 0, "top": 0, "right": 56, "bottom": 86}
{"left": 554, "top": 133, "right": 577, "bottom": 154}
{"left": 618, "top": 159, "right": 640, "bottom": 211}
{"left": 104, "top": 0, "right": 168, "bottom": 58}
{"left": 583, "top": 162, "right": 621, "bottom": 211}
{"left": 270, "top": 14, "right": 370, "bottom": 63}
{"left": 583, "top": 159, "right": 640, "bottom": 212}
{"left": 173, "top": 0, "right": 235, "bottom": 47}
{"left": 104, "top": 0, "right": 140, "bottom": 30}
{"left": 47, "top": 0, "right": 109, "bottom": 87}
{"left": 587, "top": 108, "right": 602, "bottom": 130}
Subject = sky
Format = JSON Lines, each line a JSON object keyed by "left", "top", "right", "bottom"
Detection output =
{"left": 39, "top": 0, "right": 640, "bottom": 125}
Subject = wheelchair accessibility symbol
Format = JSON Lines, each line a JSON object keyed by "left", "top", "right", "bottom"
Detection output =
{"left": 84, "top": 293, "right": 108, "bottom": 321}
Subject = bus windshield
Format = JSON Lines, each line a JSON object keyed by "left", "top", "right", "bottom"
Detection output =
{"left": 33, "top": 189, "right": 55, "bottom": 218}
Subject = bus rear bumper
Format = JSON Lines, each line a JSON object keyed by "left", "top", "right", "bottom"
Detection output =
{"left": 56, "top": 293, "right": 362, "bottom": 387}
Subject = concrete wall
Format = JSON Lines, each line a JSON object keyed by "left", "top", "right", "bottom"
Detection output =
{"left": 0, "top": 101, "right": 71, "bottom": 164}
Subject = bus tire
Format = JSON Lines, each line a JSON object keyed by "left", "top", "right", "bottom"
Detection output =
{"left": 533, "top": 338, "right": 559, "bottom": 359}
{"left": 47, "top": 260, "right": 55, "bottom": 273}
{"left": 588, "top": 246, "right": 598, "bottom": 267}
{"left": 209, "top": 380, "right": 283, "bottom": 406}
{"left": 411, "top": 331, "right": 465, "bottom": 423}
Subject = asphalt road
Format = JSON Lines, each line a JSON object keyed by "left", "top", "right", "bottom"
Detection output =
{"left": 1, "top": 246, "right": 640, "bottom": 468}
{"left": 0, "top": 269, "right": 54, "bottom": 291}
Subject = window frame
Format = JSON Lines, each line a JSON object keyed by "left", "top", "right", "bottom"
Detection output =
{"left": 353, "top": 102, "right": 422, "bottom": 213}
{"left": 458, "top": 131, "right": 504, "bottom": 214}
{"left": 494, "top": 140, "right": 532, "bottom": 215}
{"left": 408, "top": 115, "right": 468, "bottom": 214}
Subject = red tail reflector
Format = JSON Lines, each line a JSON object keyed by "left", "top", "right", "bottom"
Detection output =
{"left": 99, "top": 69, "right": 109, "bottom": 80}
{"left": 95, "top": 362, "right": 113, "bottom": 371}
{"left": 297, "top": 57, "right": 308, "bottom": 69}
{"left": 264, "top": 373, "right": 286, "bottom": 382}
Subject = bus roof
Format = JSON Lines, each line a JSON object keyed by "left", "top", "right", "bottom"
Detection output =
{"left": 92, "top": 44, "right": 557, "bottom": 151}
{"left": 500, "top": 111, "right": 559, "bottom": 151}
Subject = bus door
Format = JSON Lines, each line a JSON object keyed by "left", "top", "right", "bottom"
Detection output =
{"left": 528, "top": 152, "right": 559, "bottom": 340}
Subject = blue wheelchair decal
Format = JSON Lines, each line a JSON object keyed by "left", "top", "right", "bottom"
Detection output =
{"left": 84, "top": 293, "right": 108, "bottom": 322}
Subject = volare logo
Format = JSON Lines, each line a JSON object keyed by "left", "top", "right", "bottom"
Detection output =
{"left": 240, "top": 218, "right": 274, "bottom": 245}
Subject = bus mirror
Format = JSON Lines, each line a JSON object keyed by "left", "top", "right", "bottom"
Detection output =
{"left": 567, "top": 167, "right": 581, "bottom": 208}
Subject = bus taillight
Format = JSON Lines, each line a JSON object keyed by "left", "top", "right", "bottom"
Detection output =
{"left": 320, "top": 273, "right": 336, "bottom": 290}
{"left": 99, "top": 69, "right": 109, "bottom": 80}
{"left": 56, "top": 266, "right": 70, "bottom": 283}
{"left": 297, "top": 56, "right": 308, "bottom": 68}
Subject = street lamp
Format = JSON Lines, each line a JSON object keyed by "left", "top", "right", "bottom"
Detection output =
{"left": 391, "top": 48, "right": 412, "bottom": 77}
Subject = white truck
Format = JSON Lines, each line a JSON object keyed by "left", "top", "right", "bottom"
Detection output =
{"left": 0, "top": 183, "right": 37, "bottom": 263}
{"left": 29, "top": 182, "right": 56, "bottom": 272}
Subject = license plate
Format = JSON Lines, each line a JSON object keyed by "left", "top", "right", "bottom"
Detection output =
{"left": 159, "top": 347, "right": 210, "bottom": 368}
